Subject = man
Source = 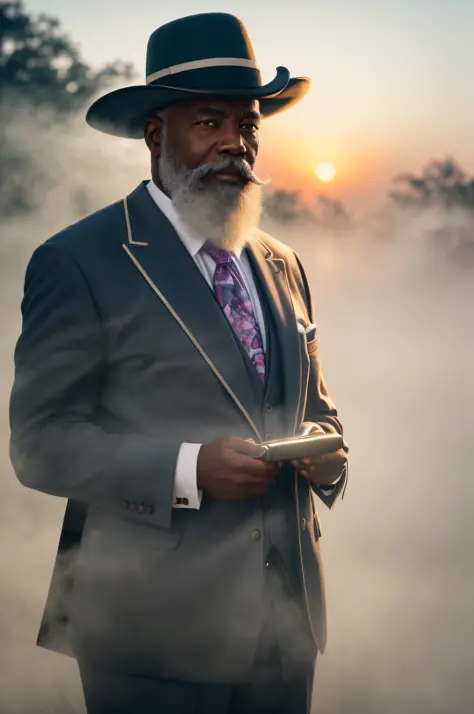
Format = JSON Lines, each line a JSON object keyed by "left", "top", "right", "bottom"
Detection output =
{"left": 9, "top": 12, "right": 348, "bottom": 714}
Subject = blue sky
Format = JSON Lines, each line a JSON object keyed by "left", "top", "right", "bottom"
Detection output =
{"left": 25, "top": 0, "right": 474, "bottom": 208}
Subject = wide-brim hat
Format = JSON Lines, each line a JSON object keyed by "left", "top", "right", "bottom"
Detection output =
{"left": 86, "top": 12, "right": 311, "bottom": 139}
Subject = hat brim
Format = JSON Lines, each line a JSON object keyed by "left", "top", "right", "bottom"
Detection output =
{"left": 85, "top": 66, "right": 310, "bottom": 139}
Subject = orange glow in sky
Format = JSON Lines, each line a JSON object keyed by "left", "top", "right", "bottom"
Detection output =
{"left": 23, "top": 0, "right": 474, "bottom": 216}
{"left": 256, "top": 118, "right": 421, "bottom": 213}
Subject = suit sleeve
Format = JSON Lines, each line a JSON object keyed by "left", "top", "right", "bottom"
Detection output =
{"left": 9, "top": 241, "right": 181, "bottom": 530}
{"left": 293, "top": 251, "right": 349, "bottom": 509}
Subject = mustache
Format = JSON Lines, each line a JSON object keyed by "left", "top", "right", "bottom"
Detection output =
{"left": 188, "top": 156, "right": 269, "bottom": 187}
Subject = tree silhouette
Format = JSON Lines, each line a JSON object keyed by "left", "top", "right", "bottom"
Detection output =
{"left": 315, "top": 195, "right": 352, "bottom": 231}
{"left": 391, "top": 158, "right": 474, "bottom": 268}
{"left": 263, "top": 188, "right": 352, "bottom": 234}
{"left": 390, "top": 157, "right": 474, "bottom": 212}
{"left": 0, "top": 0, "right": 135, "bottom": 216}
{"left": 263, "top": 189, "right": 312, "bottom": 223}
{"left": 0, "top": 0, "right": 134, "bottom": 110}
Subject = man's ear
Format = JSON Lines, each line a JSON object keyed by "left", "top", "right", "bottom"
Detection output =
{"left": 144, "top": 114, "right": 164, "bottom": 158}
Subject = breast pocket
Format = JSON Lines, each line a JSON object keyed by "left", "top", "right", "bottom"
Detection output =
{"left": 84, "top": 511, "right": 184, "bottom": 561}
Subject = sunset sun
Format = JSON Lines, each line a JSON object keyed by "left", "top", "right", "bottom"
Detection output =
{"left": 315, "top": 162, "right": 336, "bottom": 182}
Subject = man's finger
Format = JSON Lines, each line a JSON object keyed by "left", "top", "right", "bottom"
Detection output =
{"left": 229, "top": 450, "right": 272, "bottom": 474}
{"left": 231, "top": 438, "right": 268, "bottom": 460}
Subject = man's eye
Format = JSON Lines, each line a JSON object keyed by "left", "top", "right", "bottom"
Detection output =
{"left": 196, "top": 120, "right": 258, "bottom": 132}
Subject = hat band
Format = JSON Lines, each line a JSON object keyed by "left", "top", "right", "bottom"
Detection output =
{"left": 146, "top": 57, "right": 260, "bottom": 84}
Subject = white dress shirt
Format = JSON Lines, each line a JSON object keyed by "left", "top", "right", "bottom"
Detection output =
{"left": 147, "top": 180, "right": 266, "bottom": 509}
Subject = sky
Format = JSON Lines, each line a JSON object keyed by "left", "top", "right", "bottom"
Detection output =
{"left": 25, "top": 0, "right": 474, "bottom": 212}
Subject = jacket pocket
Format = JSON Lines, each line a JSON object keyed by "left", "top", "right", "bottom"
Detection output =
{"left": 85, "top": 510, "right": 184, "bottom": 555}
{"left": 123, "top": 520, "right": 184, "bottom": 550}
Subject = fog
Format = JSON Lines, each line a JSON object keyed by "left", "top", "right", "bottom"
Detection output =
{"left": 1, "top": 105, "right": 473, "bottom": 713}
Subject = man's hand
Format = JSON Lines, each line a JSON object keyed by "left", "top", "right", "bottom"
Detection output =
{"left": 292, "top": 423, "right": 347, "bottom": 486}
{"left": 197, "top": 436, "right": 280, "bottom": 501}
{"left": 291, "top": 449, "right": 347, "bottom": 486}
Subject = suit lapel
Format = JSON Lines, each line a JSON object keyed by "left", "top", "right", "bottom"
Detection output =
{"left": 121, "top": 183, "right": 263, "bottom": 440}
{"left": 246, "top": 235, "right": 303, "bottom": 436}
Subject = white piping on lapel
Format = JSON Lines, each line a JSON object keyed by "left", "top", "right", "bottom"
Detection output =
{"left": 121, "top": 196, "right": 262, "bottom": 441}
{"left": 282, "top": 263, "right": 303, "bottom": 437}
{"left": 253, "top": 235, "right": 303, "bottom": 437}
{"left": 123, "top": 196, "right": 148, "bottom": 246}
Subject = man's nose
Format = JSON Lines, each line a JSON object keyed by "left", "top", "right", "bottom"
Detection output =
{"left": 217, "top": 129, "right": 247, "bottom": 157}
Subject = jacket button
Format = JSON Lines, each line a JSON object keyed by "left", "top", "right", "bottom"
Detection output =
{"left": 250, "top": 529, "right": 261, "bottom": 541}
{"left": 264, "top": 404, "right": 273, "bottom": 413}
{"left": 145, "top": 505, "right": 154, "bottom": 515}
{"left": 136, "top": 504, "right": 144, "bottom": 513}
{"left": 301, "top": 517, "right": 307, "bottom": 531}
{"left": 129, "top": 502, "right": 137, "bottom": 512}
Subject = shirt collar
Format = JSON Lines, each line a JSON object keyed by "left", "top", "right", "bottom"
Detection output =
{"left": 146, "top": 180, "right": 243, "bottom": 259}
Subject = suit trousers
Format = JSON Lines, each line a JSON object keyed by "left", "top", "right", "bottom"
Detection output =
{"left": 77, "top": 556, "right": 316, "bottom": 714}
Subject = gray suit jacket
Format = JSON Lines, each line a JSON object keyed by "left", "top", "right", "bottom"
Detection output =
{"left": 9, "top": 182, "right": 348, "bottom": 683}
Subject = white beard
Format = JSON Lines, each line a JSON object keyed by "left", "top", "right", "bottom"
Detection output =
{"left": 158, "top": 136, "right": 264, "bottom": 252}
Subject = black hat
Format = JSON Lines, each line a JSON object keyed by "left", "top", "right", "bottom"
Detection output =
{"left": 86, "top": 12, "right": 311, "bottom": 138}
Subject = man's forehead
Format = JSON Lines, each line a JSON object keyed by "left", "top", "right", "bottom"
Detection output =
{"left": 174, "top": 97, "right": 261, "bottom": 119}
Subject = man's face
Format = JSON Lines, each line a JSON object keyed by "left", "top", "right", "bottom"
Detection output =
{"left": 159, "top": 97, "right": 260, "bottom": 179}
{"left": 145, "top": 97, "right": 267, "bottom": 251}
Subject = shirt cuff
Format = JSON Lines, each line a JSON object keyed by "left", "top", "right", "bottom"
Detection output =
{"left": 173, "top": 443, "right": 203, "bottom": 509}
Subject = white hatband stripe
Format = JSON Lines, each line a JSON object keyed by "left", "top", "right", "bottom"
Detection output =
{"left": 146, "top": 57, "right": 260, "bottom": 84}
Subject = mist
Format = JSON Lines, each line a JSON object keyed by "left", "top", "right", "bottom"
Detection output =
{"left": 1, "top": 102, "right": 473, "bottom": 713}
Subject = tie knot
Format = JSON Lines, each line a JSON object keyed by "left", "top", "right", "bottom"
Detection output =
{"left": 203, "top": 243, "right": 235, "bottom": 266}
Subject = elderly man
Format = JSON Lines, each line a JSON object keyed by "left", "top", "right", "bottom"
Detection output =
{"left": 9, "top": 12, "right": 348, "bottom": 714}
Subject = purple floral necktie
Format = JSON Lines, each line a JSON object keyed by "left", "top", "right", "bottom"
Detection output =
{"left": 204, "top": 244, "right": 266, "bottom": 381}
